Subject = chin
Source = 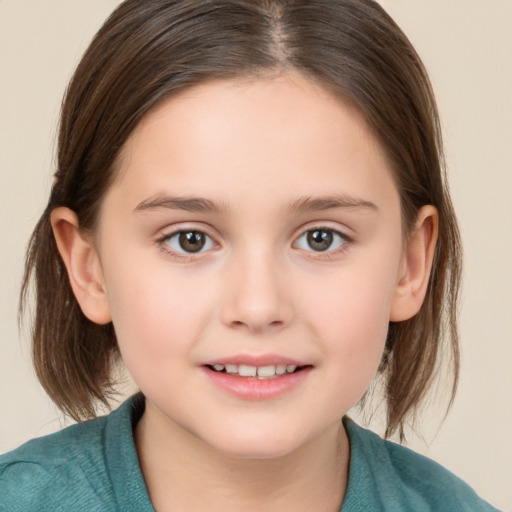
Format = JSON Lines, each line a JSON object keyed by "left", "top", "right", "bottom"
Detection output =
{"left": 199, "top": 422, "right": 316, "bottom": 461}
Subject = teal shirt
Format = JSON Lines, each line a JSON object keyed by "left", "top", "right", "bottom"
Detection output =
{"left": 0, "top": 394, "right": 500, "bottom": 511}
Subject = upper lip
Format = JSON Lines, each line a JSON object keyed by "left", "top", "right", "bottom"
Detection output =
{"left": 202, "top": 354, "right": 310, "bottom": 367}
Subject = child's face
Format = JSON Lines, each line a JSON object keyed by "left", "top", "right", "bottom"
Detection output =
{"left": 94, "top": 73, "right": 407, "bottom": 458}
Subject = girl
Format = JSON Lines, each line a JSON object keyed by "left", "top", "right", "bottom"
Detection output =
{"left": 0, "top": 0, "right": 502, "bottom": 510}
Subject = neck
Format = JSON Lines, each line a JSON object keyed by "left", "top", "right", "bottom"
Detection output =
{"left": 135, "top": 400, "right": 349, "bottom": 512}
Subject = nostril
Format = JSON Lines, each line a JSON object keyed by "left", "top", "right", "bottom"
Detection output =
{"left": 228, "top": 318, "right": 285, "bottom": 332}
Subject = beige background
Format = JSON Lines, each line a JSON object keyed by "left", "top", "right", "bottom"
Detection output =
{"left": 1, "top": 1, "right": 511, "bottom": 510}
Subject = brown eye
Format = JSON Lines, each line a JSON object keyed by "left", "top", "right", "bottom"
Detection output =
{"left": 178, "top": 231, "right": 206, "bottom": 253}
{"left": 306, "top": 230, "right": 334, "bottom": 251}
{"left": 163, "top": 230, "right": 215, "bottom": 255}
{"left": 295, "top": 228, "right": 348, "bottom": 253}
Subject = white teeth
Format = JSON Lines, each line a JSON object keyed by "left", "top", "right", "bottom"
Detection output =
{"left": 238, "top": 365, "right": 257, "bottom": 377}
{"left": 225, "top": 364, "right": 238, "bottom": 374}
{"left": 211, "top": 363, "right": 302, "bottom": 378}
{"left": 257, "top": 365, "right": 276, "bottom": 377}
{"left": 276, "top": 365, "right": 287, "bottom": 375}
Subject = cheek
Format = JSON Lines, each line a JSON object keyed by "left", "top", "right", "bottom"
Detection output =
{"left": 303, "top": 257, "right": 399, "bottom": 396}
{"left": 101, "top": 256, "right": 213, "bottom": 374}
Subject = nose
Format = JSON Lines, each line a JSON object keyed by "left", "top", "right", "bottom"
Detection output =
{"left": 220, "top": 249, "right": 293, "bottom": 334}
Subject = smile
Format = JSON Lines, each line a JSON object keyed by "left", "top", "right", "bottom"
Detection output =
{"left": 207, "top": 364, "right": 302, "bottom": 379}
{"left": 202, "top": 361, "right": 312, "bottom": 400}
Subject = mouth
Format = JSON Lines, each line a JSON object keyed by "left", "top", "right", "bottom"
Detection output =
{"left": 205, "top": 363, "right": 310, "bottom": 379}
{"left": 202, "top": 359, "right": 312, "bottom": 399}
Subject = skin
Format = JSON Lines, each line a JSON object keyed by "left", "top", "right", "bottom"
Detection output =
{"left": 51, "top": 72, "right": 438, "bottom": 511}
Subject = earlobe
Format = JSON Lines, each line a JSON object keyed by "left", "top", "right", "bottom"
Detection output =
{"left": 50, "top": 207, "right": 112, "bottom": 325}
{"left": 390, "top": 205, "right": 439, "bottom": 322}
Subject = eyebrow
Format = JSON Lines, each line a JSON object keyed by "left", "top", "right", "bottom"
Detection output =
{"left": 134, "top": 195, "right": 228, "bottom": 214}
{"left": 134, "top": 193, "right": 378, "bottom": 215}
{"left": 289, "top": 195, "right": 378, "bottom": 213}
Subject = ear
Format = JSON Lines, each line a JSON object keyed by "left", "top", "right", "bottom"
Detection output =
{"left": 50, "top": 207, "right": 112, "bottom": 325}
{"left": 390, "top": 205, "right": 439, "bottom": 322}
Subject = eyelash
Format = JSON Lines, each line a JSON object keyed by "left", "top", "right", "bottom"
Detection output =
{"left": 156, "top": 226, "right": 352, "bottom": 261}
{"left": 156, "top": 229, "right": 218, "bottom": 261}
{"left": 293, "top": 226, "right": 351, "bottom": 259}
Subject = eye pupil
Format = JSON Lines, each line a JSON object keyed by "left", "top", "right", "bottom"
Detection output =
{"left": 179, "top": 231, "right": 206, "bottom": 253}
{"left": 307, "top": 230, "right": 333, "bottom": 251}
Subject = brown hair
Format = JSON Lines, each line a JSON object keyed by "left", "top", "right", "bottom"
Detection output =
{"left": 21, "top": 0, "right": 461, "bottom": 438}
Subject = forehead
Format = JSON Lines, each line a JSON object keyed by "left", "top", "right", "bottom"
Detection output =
{"left": 106, "top": 72, "right": 399, "bottom": 217}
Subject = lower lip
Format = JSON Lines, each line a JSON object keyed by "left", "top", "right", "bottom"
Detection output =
{"left": 202, "top": 367, "right": 312, "bottom": 400}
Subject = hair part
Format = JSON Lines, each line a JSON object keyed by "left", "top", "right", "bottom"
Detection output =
{"left": 21, "top": 0, "right": 461, "bottom": 438}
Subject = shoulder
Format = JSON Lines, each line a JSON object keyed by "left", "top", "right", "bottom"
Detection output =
{"left": 343, "top": 418, "right": 501, "bottom": 512}
{"left": 0, "top": 413, "right": 114, "bottom": 511}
